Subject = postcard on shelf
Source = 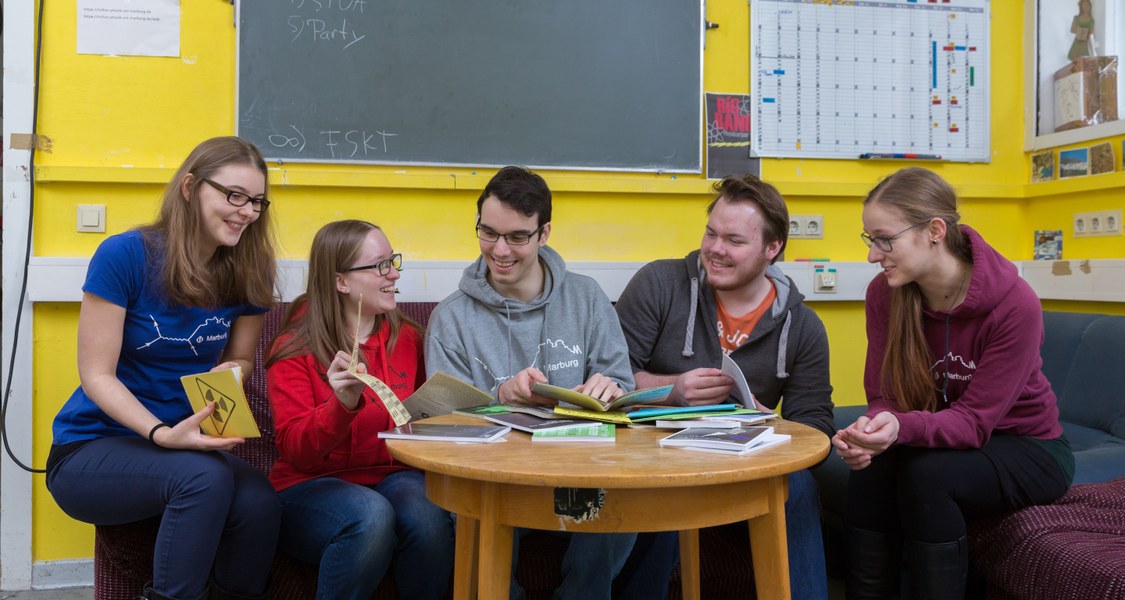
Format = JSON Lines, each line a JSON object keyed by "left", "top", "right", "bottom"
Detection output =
{"left": 1031, "top": 151, "right": 1055, "bottom": 183}
{"left": 1090, "top": 142, "right": 1116, "bottom": 174}
{"left": 377, "top": 423, "right": 510, "bottom": 443}
{"left": 180, "top": 367, "right": 260, "bottom": 439}
{"left": 1059, "top": 147, "right": 1090, "bottom": 178}
{"left": 403, "top": 372, "right": 494, "bottom": 420}
{"left": 530, "top": 382, "right": 673, "bottom": 412}
{"left": 659, "top": 425, "right": 788, "bottom": 455}
{"left": 1034, "top": 230, "right": 1063, "bottom": 260}
{"left": 479, "top": 411, "right": 593, "bottom": 434}
{"left": 531, "top": 423, "right": 616, "bottom": 443}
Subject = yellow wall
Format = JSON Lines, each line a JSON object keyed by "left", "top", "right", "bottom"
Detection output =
{"left": 24, "top": 0, "right": 1124, "bottom": 562}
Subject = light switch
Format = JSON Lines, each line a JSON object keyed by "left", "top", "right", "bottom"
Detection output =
{"left": 77, "top": 204, "right": 106, "bottom": 233}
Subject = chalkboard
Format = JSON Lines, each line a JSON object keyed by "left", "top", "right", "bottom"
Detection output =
{"left": 237, "top": 0, "right": 703, "bottom": 172}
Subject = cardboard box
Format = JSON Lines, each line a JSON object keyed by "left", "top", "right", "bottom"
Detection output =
{"left": 1054, "top": 56, "right": 1118, "bottom": 132}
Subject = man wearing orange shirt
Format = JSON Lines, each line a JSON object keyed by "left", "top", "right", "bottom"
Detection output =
{"left": 614, "top": 174, "right": 834, "bottom": 599}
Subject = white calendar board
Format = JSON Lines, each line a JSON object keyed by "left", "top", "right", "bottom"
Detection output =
{"left": 751, "top": 0, "right": 990, "bottom": 162}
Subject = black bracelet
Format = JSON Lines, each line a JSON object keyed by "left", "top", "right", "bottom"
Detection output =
{"left": 148, "top": 423, "right": 171, "bottom": 445}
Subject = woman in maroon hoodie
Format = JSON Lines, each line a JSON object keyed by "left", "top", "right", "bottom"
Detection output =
{"left": 266, "top": 220, "right": 453, "bottom": 600}
{"left": 833, "top": 168, "right": 1073, "bottom": 599}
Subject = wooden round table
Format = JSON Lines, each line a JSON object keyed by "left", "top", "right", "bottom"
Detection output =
{"left": 386, "top": 415, "right": 829, "bottom": 600}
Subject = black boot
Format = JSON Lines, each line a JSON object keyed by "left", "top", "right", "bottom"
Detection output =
{"left": 906, "top": 536, "right": 968, "bottom": 600}
{"left": 845, "top": 527, "right": 902, "bottom": 599}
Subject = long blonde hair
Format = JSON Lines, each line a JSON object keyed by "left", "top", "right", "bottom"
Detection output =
{"left": 266, "top": 220, "right": 419, "bottom": 372}
{"left": 141, "top": 136, "right": 277, "bottom": 308}
{"left": 864, "top": 168, "right": 971, "bottom": 412}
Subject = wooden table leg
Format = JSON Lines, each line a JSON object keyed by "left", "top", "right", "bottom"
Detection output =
{"left": 453, "top": 514, "right": 479, "bottom": 600}
{"left": 477, "top": 482, "right": 514, "bottom": 600}
{"left": 678, "top": 529, "right": 701, "bottom": 600}
{"left": 747, "top": 475, "right": 791, "bottom": 600}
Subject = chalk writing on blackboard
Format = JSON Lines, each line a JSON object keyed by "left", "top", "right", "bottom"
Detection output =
{"left": 238, "top": 0, "right": 702, "bottom": 169}
{"left": 265, "top": 125, "right": 399, "bottom": 159}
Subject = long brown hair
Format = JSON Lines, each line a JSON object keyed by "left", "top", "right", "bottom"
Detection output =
{"left": 141, "top": 136, "right": 277, "bottom": 308}
{"left": 266, "top": 220, "right": 419, "bottom": 372}
{"left": 864, "top": 167, "right": 971, "bottom": 412}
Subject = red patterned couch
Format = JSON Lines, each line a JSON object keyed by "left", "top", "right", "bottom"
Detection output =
{"left": 968, "top": 477, "right": 1125, "bottom": 600}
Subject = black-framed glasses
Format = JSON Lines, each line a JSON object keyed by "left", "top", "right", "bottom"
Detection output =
{"left": 342, "top": 253, "right": 403, "bottom": 275}
{"left": 475, "top": 224, "right": 545, "bottom": 246}
{"left": 860, "top": 221, "right": 928, "bottom": 252}
{"left": 201, "top": 178, "right": 271, "bottom": 212}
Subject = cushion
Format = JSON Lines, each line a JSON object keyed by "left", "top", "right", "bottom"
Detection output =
{"left": 1038, "top": 312, "right": 1101, "bottom": 409}
{"left": 969, "top": 478, "right": 1125, "bottom": 600}
{"left": 1055, "top": 316, "right": 1125, "bottom": 441}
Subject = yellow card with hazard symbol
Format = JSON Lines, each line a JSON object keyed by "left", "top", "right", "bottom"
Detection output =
{"left": 180, "top": 366, "right": 261, "bottom": 438}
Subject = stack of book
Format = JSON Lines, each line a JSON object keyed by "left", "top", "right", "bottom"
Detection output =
{"left": 658, "top": 426, "right": 790, "bottom": 456}
{"left": 378, "top": 423, "right": 510, "bottom": 443}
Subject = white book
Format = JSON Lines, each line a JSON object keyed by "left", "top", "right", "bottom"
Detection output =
{"left": 653, "top": 419, "right": 740, "bottom": 429}
{"left": 660, "top": 426, "right": 775, "bottom": 451}
{"left": 378, "top": 423, "right": 510, "bottom": 443}
{"left": 678, "top": 433, "right": 791, "bottom": 456}
{"left": 699, "top": 412, "right": 776, "bottom": 426}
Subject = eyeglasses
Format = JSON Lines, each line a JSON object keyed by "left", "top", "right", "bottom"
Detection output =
{"left": 201, "top": 178, "right": 271, "bottom": 212}
{"left": 475, "top": 224, "right": 545, "bottom": 246}
{"left": 860, "top": 221, "right": 929, "bottom": 252}
{"left": 342, "top": 253, "right": 403, "bottom": 275}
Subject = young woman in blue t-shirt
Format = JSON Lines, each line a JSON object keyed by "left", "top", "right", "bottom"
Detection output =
{"left": 46, "top": 137, "right": 281, "bottom": 600}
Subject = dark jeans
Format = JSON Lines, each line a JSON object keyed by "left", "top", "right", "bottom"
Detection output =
{"left": 278, "top": 470, "right": 455, "bottom": 600}
{"left": 47, "top": 437, "right": 280, "bottom": 600}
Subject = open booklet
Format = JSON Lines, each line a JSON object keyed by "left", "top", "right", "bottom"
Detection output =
{"left": 180, "top": 367, "right": 261, "bottom": 438}
{"left": 403, "top": 372, "right": 495, "bottom": 420}
{"left": 721, "top": 353, "right": 760, "bottom": 409}
{"left": 530, "top": 382, "right": 673, "bottom": 412}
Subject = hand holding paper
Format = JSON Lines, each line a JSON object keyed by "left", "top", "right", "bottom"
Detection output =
{"left": 347, "top": 295, "right": 413, "bottom": 426}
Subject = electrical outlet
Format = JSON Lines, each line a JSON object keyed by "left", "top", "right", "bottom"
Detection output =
{"left": 789, "top": 214, "right": 824, "bottom": 239}
{"left": 789, "top": 216, "right": 805, "bottom": 239}
{"left": 814, "top": 269, "right": 837, "bottom": 293}
{"left": 1102, "top": 209, "right": 1122, "bottom": 235}
{"left": 1075, "top": 209, "right": 1123, "bottom": 237}
{"left": 804, "top": 214, "right": 824, "bottom": 239}
{"left": 1074, "top": 213, "right": 1088, "bottom": 238}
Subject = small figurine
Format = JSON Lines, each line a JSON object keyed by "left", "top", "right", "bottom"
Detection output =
{"left": 1069, "top": 0, "right": 1094, "bottom": 62}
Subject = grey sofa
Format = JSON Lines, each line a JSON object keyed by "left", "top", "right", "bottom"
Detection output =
{"left": 812, "top": 311, "right": 1125, "bottom": 598}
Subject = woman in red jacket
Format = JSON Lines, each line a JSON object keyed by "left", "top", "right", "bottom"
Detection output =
{"left": 266, "top": 220, "right": 453, "bottom": 600}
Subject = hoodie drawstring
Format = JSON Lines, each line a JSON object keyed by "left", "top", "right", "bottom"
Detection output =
{"left": 775, "top": 310, "right": 792, "bottom": 379}
{"left": 682, "top": 277, "right": 699, "bottom": 357}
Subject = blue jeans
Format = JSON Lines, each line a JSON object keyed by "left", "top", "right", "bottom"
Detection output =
{"left": 613, "top": 469, "right": 828, "bottom": 600}
{"left": 510, "top": 530, "right": 637, "bottom": 600}
{"left": 46, "top": 437, "right": 280, "bottom": 600}
{"left": 278, "top": 470, "right": 454, "bottom": 600}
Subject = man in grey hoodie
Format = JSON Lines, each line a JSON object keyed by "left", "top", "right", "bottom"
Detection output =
{"left": 613, "top": 174, "right": 834, "bottom": 599}
{"left": 425, "top": 166, "right": 636, "bottom": 600}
